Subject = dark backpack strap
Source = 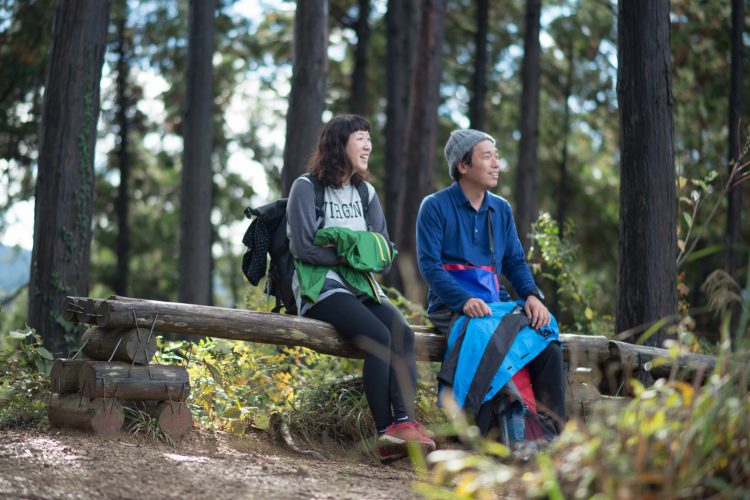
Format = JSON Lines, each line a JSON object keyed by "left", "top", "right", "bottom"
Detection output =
{"left": 303, "top": 173, "right": 326, "bottom": 226}
{"left": 463, "top": 306, "right": 531, "bottom": 415}
{"left": 487, "top": 207, "right": 501, "bottom": 284}
{"left": 437, "top": 317, "right": 472, "bottom": 387}
{"left": 356, "top": 182, "right": 371, "bottom": 230}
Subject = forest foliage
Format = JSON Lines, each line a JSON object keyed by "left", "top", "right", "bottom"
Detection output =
{"left": 0, "top": 0, "right": 749, "bottom": 496}
{"left": 0, "top": 0, "right": 745, "bottom": 333}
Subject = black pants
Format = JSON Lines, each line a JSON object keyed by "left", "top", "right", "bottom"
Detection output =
{"left": 305, "top": 293, "right": 417, "bottom": 430}
{"left": 521, "top": 342, "right": 566, "bottom": 424}
{"left": 429, "top": 307, "right": 567, "bottom": 426}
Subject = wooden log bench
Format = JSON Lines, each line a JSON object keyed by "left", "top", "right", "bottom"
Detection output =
{"left": 64, "top": 296, "right": 717, "bottom": 393}
{"left": 50, "top": 303, "right": 197, "bottom": 438}
{"left": 54, "top": 295, "right": 722, "bottom": 443}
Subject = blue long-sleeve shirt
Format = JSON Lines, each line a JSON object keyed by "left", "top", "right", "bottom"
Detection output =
{"left": 416, "top": 182, "right": 538, "bottom": 313}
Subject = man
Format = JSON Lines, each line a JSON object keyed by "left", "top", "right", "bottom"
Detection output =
{"left": 416, "top": 128, "right": 566, "bottom": 433}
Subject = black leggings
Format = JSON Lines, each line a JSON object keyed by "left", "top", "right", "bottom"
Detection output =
{"left": 305, "top": 293, "right": 417, "bottom": 431}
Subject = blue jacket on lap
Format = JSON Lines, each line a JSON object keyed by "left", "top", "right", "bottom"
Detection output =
{"left": 441, "top": 301, "right": 559, "bottom": 410}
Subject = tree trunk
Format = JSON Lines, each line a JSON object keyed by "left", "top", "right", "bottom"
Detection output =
{"left": 556, "top": 42, "right": 574, "bottom": 243}
{"left": 114, "top": 10, "right": 130, "bottom": 296}
{"left": 79, "top": 361, "right": 190, "bottom": 402}
{"left": 726, "top": 0, "right": 744, "bottom": 281}
{"left": 616, "top": 0, "right": 677, "bottom": 347}
{"left": 281, "top": 0, "right": 328, "bottom": 196}
{"left": 27, "top": 0, "right": 112, "bottom": 357}
{"left": 178, "top": 0, "right": 216, "bottom": 306}
{"left": 398, "top": 0, "right": 446, "bottom": 304}
{"left": 48, "top": 394, "right": 124, "bottom": 435}
{"left": 81, "top": 326, "right": 156, "bottom": 364}
{"left": 553, "top": 40, "right": 575, "bottom": 318}
{"left": 349, "top": 0, "right": 371, "bottom": 116}
{"left": 469, "top": 0, "right": 489, "bottom": 130}
{"left": 514, "top": 0, "right": 542, "bottom": 252}
{"left": 382, "top": 0, "right": 419, "bottom": 291}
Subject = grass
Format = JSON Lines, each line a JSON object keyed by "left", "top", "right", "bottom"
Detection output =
{"left": 123, "top": 405, "right": 176, "bottom": 447}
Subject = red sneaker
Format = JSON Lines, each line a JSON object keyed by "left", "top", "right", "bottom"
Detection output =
{"left": 375, "top": 422, "right": 436, "bottom": 462}
{"left": 411, "top": 421, "right": 435, "bottom": 440}
{"left": 376, "top": 438, "right": 407, "bottom": 463}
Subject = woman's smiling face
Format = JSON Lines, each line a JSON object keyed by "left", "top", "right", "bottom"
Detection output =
{"left": 345, "top": 130, "right": 372, "bottom": 175}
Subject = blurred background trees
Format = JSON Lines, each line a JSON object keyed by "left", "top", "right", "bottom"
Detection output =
{"left": 0, "top": 0, "right": 747, "bottom": 351}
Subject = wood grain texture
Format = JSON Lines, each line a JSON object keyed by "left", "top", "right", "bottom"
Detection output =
{"left": 79, "top": 361, "right": 190, "bottom": 402}
{"left": 48, "top": 394, "right": 124, "bottom": 434}
{"left": 81, "top": 326, "right": 156, "bottom": 364}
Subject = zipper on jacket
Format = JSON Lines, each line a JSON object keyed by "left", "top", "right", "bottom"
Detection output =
{"left": 371, "top": 232, "right": 388, "bottom": 262}
{"left": 364, "top": 272, "right": 381, "bottom": 303}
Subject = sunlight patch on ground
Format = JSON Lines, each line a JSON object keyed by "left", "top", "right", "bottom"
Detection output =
{"left": 20, "top": 437, "right": 85, "bottom": 464}
{"left": 163, "top": 453, "right": 210, "bottom": 463}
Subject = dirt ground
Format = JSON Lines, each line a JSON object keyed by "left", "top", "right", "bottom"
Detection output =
{"left": 0, "top": 428, "right": 422, "bottom": 499}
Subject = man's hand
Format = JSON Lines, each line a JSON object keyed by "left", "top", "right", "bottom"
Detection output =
{"left": 463, "top": 297, "right": 492, "bottom": 318}
{"left": 524, "top": 294, "right": 550, "bottom": 329}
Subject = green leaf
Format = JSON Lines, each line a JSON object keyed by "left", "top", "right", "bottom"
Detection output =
{"left": 9, "top": 330, "right": 31, "bottom": 339}
{"left": 585, "top": 307, "right": 594, "bottom": 320}
{"left": 683, "top": 244, "right": 724, "bottom": 263}
{"left": 682, "top": 212, "right": 693, "bottom": 227}
{"left": 36, "top": 347, "right": 54, "bottom": 361}
{"left": 203, "top": 361, "right": 224, "bottom": 386}
{"left": 223, "top": 406, "right": 242, "bottom": 418}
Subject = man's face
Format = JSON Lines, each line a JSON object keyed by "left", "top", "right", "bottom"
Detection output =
{"left": 458, "top": 140, "right": 499, "bottom": 190}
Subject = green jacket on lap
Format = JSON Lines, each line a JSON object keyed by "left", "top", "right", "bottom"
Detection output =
{"left": 294, "top": 227, "right": 397, "bottom": 303}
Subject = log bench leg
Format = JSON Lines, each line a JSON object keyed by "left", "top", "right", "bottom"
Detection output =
{"left": 48, "top": 394, "right": 124, "bottom": 435}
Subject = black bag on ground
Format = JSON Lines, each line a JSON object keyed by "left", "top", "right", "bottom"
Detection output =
{"left": 241, "top": 174, "right": 370, "bottom": 314}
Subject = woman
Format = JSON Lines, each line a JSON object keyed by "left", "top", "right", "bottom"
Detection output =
{"left": 287, "top": 114, "right": 435, "bottom": 461}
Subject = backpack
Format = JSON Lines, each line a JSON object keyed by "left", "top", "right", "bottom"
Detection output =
{"left": 494, "top": 390, "right": 559, "bottom": 449}
{"left": 241, "top": 174, "right": 371, "bottom": 314}
{"left": 475, "top": 379, "right": 560, "bottom": 450}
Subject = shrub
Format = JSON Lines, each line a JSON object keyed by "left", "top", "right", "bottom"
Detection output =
{"left": 527, "top": 212, "right": 613, "bottom": 334}
{"left": 0, "top": 327, "right": 53, "bottom": 429}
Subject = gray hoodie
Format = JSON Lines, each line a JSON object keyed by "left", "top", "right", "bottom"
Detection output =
{"left": 286, "top": 175, "right": 390, "bottom": 313}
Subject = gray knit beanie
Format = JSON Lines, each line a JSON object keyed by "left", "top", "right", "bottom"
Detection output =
{"left": 444, "top": 129, "right": 496, "bottom": 179}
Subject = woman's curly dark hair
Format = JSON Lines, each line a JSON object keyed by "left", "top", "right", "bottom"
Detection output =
{"left": 307, "top": 114, "right": 371, "bottom": 188}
